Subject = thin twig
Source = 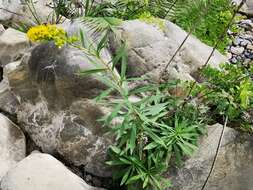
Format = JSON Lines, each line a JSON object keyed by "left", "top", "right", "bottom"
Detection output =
{"left": 203, "top": 0, "right": 246, "bottom": 67}
{"left": 200, "top": 116, "right": 228, "bottom": 190}
{"left": 181, "top": 0, "right": 246, "bottom": 107}
{"left": 0, "top": 7, "right": 25, "bottom": 17}
{"left": 159, "top": 0, "right": 211, "bottom": 82}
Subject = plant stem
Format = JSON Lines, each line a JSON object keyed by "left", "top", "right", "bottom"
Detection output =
{"left": 200, "top": 116, "right": 228, "bottom": 190}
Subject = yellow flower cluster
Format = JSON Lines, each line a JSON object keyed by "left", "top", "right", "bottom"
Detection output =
{"left": 27, "top": 24, "right": 77, "bottom": 48}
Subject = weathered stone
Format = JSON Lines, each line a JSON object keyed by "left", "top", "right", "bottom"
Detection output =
{"left": 168, "top": 124, "right": 253, "bottom": 190}
{"left": 242, "top": 0, "right": 253, "bottom": 16}
{"left": 0, "top": 152, "right": 106, "bottom": 190}
{"left": 233, "top": 0, "right": 253, "bottom": 16}
{"left": 6, "top": 39, "right": 117, "bottom": 176}
{"left": 0, "top": 24, "right": 4, "bottom": 35}
{"left": 0, "top": 0, "right": 20, "bottom": 22}
{"left": 233, "top": 37, "right": 244, "bottom": 46}
{"left": 110, "top": 20, "right": 226, "bottom": 81}
{"left": 240, "top": 39, "right": 250, "bottom": 47}
{"left": 230, "top": 46, "right": 245, "bottom": 55}
{"left": 56, "top": 99, "right": 113, "bottom": 177}
{"left": 239, "top": 19, "right": 253, "bottom": 30}
{"left": 0, "top": 77, "right": 19, "bottom": 116}
{"left": 0, "top": 28, "right": 29, "bottom": 66}
{"left": 0, "top": 113, "right": 26, "bottom": 180}
{"left": 0, "top": 0, "right": 54, "bottom": 26}
{"left": 246, "top": 44, "right": 253, "bottom": 51}
{"left": 4, "top": 60, "right": 21, "bottom": 74}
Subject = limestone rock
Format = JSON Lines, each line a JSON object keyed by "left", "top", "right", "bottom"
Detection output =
{"left": 0, "top": 0, "right": 54, "bottom": 26}
{"left": 56, "top": 100, "right": 113, "bottom": 177}
{"left": 168, "top": 124, "right": 253, "bottom": 190}
{"left": 0, "top": 113, "right": 26, "bottom": 180}
{"left": 241, "top": 0, "right": 253, "bottom": 16}
{"left": 110, "top": 20, "right": 226, "bottom": 81}
{"left": 0, "top": 28, "right": 29, "bottom": 66}
{"left": 6, "top": 41, "right": 116, "bottom": 177}
{"left": 230, "top": 46, "right": 245, "bottom": 55}
{"left": 233, "top": 0, "right": 253, "bottom": 16}
{"left": 0, "top": 77, "right": 19, "bottom": 115}
{"left": 0, "top": 152, "right": 106, "bottom": 190}
{"left": 0, "top": 0, "right": 20, "bottom": 22}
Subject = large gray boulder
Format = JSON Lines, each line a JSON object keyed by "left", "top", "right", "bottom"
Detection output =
{"left": 0, "top": 28, "right": 29, "bottom": 66}
{"left": 168, "top": 124, "right": 253, "bottom": 190}
{"left": 0, "top": 152, "right": 106, "bottom": 190}
{"left": 110, "top": 20, "right": 226, "bottom": 81}
{"left": 0, "top": 0, "right": 54, "bottom": 26}
{"left": 0, "top": 113, "right": 26, "bottom": 180}
{"left": 6, "top": 41, "right": 115, "bottom": 177}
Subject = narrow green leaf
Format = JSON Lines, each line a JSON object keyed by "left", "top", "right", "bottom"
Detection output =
{"left": 110, "top": 146, "right": 122, "bottom": 155}
{"left": 79, "top": 68, "right": 107, "bottom": 76}
{"left": 144, "top": 142, "right": 158, "bottom": 150}
{"left": 143, "top": 176, "right": 149, "bottom": 188}
{"left": 126, "top": 175, "right": 142, "bottom": 185}
{"left": 129, "top": 126, "right": 137, "bottom": 154}
{"left": 120, "top": 167, "right": 132, "bottom": 186}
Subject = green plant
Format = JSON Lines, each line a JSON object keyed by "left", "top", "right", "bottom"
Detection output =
{"left": 199, "top": 63, "right": 253, "bottom": 132}
{"left": 24, "top": 0, "right": 42, "bottom": 25}
{"left": 169, "top": 0, "right": 237, "bottom": 53}
{"left": 100, "top": 79, "right": 205, "bottom": 190}
{"left": 74, "top": 25, "right": 206, "bottom": 189}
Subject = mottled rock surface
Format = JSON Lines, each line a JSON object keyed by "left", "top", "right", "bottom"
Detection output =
{"left": 0, "top": 113, "right": 26, "bottom": 180}
{"left": 0, "top": 152, "right": 106, "bottom": 190}
{"left": 0, "top": 77, "right": 19, "bottom": 115}
{"left": 168, "top": 124, "right": 253, "bottom": 190}
{"left": 110, "top": 20, "right": 226, "bottom": 81}
{"left": 0, "top": 28, "right": 29, "bottom": 66}
{"left": 6, "top": 42, "right": 115, "bottom": 177}
{"left": 0, "top": 0, "right": 54, "bottom": 26}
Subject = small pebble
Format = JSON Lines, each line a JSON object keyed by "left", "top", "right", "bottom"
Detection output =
{"left": 246, "top": 44, "right": 253, "bottom": 51}
{"left": 230, "top": 46, "right": 245, "bottom": 55}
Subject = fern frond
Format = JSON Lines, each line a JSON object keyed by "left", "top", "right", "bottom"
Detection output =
{"left": 81, "top": 16, "right": 122, "bottom": 33}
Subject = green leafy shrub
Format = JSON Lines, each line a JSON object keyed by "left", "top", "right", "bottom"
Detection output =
{"left": 169, "top": 0, "right": 236, "bottom": 53}
{"left": 103, "top": 80, "right": 205, "bottom": 190}
{"left": 73, "top": 24, "right": 206, "bottom": 189}
{"left": 199, "top": 64, "right": 253, "bottom": 132}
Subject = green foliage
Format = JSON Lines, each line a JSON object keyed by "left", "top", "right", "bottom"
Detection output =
{"left": 66, "top": 26, "right": 206, "bottom": 189}
{"left": 102, "top": 79, "right": 205, "bottom": 190}
{"left": 169, "top": 0, "right": 236, "bottom": 53}
{"left": 200, "top": 64, "right": 253, "bottom": 132}
{"left": 50, "top": 0, "right": 238, "bottom": 53}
